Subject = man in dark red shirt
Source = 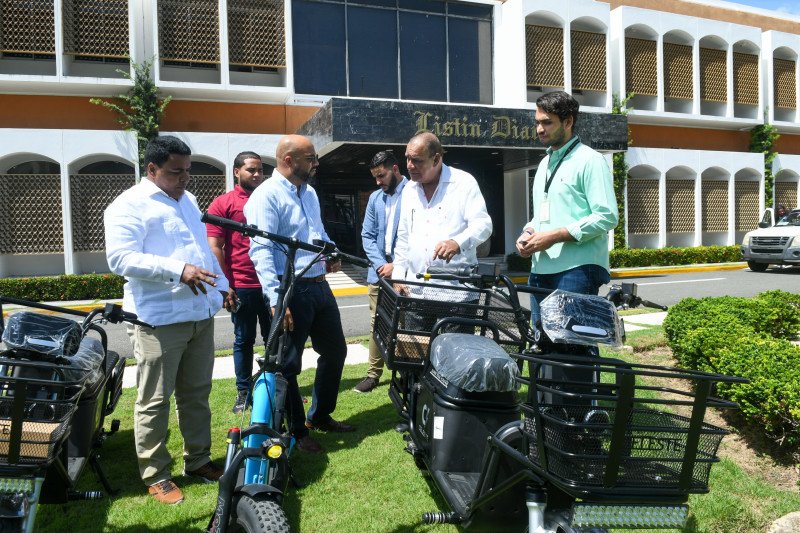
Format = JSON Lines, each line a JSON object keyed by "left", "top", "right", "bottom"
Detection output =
{"left": 207, "top": 151, "right": 272, "bottom": 413}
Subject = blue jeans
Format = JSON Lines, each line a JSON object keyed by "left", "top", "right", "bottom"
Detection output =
{"left": 232, "top": 288, "right": 272, "bottom": 393}
{"left": 281, "top": 280, "right": 347, "bottom": 439}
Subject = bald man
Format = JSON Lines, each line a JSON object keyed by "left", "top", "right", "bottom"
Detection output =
{"left": 392, "top": 132, "right": 492, "bottom": 281}
{"left": 244, "top": 135, "right": 354, "bottom": 455}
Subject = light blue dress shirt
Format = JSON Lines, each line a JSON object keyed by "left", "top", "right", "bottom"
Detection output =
{"left": 244, "top": 170, "right": 332, "bottom": 307}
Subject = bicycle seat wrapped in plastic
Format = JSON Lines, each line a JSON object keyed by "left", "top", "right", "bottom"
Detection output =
{"left": 1, "top": 312, "right": 82, "bottom": 359}
{"left": 539, "top": 290, "right": 623, "bottom": 347}
{"left": 430, "top": 333, "right": 519, "bottom": 392}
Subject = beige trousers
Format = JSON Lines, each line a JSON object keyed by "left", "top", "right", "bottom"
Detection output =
{"left": 129, "top": 318, "right": 215, "bottom": 485}
{"left": 367, "top": 283, "right": 385, "bottom": 380}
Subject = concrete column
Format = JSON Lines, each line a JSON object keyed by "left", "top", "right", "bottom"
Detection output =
{"left": 656, "top": 33, "right": 665, "bottom": 112}
{"left": 726, "top": 43, "right": 734, "bottom": 118}
{"left": 659, "top": 172, "right": 667, "bottom": 248}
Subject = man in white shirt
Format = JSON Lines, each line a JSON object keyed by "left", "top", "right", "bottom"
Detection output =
{"left": 393, "top": 132, "right": 492, "bottom": 281}
{"left": 105, "top": 135, "right": 235, "bottom": 505}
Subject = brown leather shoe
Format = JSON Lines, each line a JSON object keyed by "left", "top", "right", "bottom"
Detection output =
{"left": 305, "top": 418, "right": 356, "bottom": 433}
{"left": 148, "top": 480, "right": 184, "bottom": 505}
{"left": 296, "top": 435, "right": 324, "bottom": 453}
{"left": 184, "top": 461, "right": 224, "bottom": 483}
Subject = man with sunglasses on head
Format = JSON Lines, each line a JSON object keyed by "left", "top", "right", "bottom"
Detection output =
{"left": 244, "top": 135, "right": 355, "bottom": 455}
{"left": 354, "top": 150, "right": 408, "bottom": 394}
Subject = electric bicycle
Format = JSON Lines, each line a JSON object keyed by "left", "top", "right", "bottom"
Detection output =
{"left": 374, "top": 263, "right": 747, "bottom": 532}
{"left": 202, "top": 213, "right": 369, "bottom": 533}
{"left": 0, "top": 297, "right": 151, "bottom": 533}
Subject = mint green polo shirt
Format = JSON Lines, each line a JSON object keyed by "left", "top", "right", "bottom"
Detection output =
{"left": 525, "top": 136, "right": 619, "bottom": 275}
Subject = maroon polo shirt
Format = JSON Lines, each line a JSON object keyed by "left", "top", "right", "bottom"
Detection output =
{"left": 206, "top": 185, "right": 261, "bottom": 289}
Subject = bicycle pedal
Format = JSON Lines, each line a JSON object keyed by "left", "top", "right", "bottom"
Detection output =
{"left": 395, "top": 422, "right": 410, "bottom": 433}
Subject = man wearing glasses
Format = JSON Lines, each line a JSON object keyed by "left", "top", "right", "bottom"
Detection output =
{"left": 244, "top": 135, "right": 355, "bottom": 455}
{"left": 392, "top": 132, "right": 492, "bottom": 281}
{"left": 354, "top": 150, "right": 408, "bottom": 393}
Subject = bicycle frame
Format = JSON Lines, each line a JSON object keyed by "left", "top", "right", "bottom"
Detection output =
{"left": 203, "top": 213, "right": 369, "bottom": 533}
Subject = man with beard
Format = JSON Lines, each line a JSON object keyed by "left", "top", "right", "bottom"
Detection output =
{"left": 516, "top": 90, "right": 618, "bottom": 324}
{"left": 207, "top": 152, "right": 271, "bottom": 414}
{"left": 354, "top": 150, "right": 408, "bottom": 393}
{"left": 244, "top": 135, "right": 355, "bottom": 454}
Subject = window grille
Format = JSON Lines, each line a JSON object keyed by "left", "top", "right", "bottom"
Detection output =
{"left": 666, "top": 179, "right": 695, "bottom": 233}
{"left": 158, "top": 0, "right": 220, "bottom": 64}
{"left": 625, "top": 37, "right": 657, "bottom": 97}
{"left": 186, "top": 175, "right": 225, "bottom": 212}
{"left": 701, "top": 180, "right": 728, "bottom": 232}
{"left": 0, "top": 0, "right": 55, "bottom": 55}
{"left": 526, "top": 25, "right": 564, "bottom": 88}
{"left": 70, "top": 174, "right": 135, "bottom": 252}
{"left": 570, "top": 30, "right": 605, "bottom": 92}
{"left": 733, "top": 52, "right": 758, "bottom": 106}
{"left": 62, "top": 0, "right": 129, "bottom": 58}
{"left": 0, "top": 174, "right": 63, "bottom": 254}
{"left": 663, "top": 42, "right": 693, "bottom": 100}
{"left": 700, "top": 47, "right": 727, "bottom": 103}
{"left": 626, "top": 178, "right": 659, "bottom": 234}
{"left": 773, "top": 58, "right": 796, "bottom": 109}
{"left": 775, "top": 180, "right": 798, "bottom": 211}
{"left": 228, "top": 0, "right": 285, "bottom": 68}
{"left": 734, "top": 180, "right": 759, "bottom": 231}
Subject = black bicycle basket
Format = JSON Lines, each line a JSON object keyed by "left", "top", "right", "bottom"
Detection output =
{"left": 374, "top": 278, "right": 528, "bottom": 371}
{"left": 517, "top": 354, "right": 741, "bottom": 499}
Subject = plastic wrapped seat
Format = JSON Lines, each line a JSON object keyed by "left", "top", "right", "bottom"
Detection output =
{"left": 430, "top": 333, "right": 519, "bottom": 392}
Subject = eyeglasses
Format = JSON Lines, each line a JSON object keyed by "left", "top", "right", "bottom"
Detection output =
{"left": 301, "top": 154, "right": 319, "bottom": 163}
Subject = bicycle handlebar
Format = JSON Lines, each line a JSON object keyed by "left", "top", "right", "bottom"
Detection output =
{"left": 202, "top": 213, "right": 370, "bottom": 268}
{"left": 0, "top": 296, "right": 154, "bottom": 329}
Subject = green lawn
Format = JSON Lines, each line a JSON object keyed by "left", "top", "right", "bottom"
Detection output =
{"left": 35, "top": 354, "right": 800, "bottom": 532}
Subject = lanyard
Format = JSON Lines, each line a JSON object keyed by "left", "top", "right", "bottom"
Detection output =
{"left": 543, "top": 137, "right": 580, "bottom": 196}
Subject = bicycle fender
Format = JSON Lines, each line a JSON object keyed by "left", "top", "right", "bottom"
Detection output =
{"left": 236, "top": 483, "right": 283, "bottom": 499}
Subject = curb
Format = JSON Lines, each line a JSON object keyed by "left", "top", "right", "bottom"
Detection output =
{"left": 1, "top": 263, "right": 748, "bottom": 313}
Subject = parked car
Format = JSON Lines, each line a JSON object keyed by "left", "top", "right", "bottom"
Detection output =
{"left": 741, "top": 207, "right": 800, "bottom": 272}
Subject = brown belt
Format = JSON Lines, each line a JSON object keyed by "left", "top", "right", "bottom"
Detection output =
{"left": 297, "top": 275, "right": 326, "bottom": 283}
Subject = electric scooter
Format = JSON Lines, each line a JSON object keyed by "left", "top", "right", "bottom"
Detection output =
{"left": 374, "top": 264, "right": 747, "bottom": 532}
{"left": 202, "top": 213, "right": 370, "bottom": 533}
{"left": 0, "top": 297, "right": 151, "bottom": 533}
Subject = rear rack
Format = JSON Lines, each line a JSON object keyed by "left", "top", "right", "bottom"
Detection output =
{"left": 0, "top": 355, "right": 85, "bottom": 468}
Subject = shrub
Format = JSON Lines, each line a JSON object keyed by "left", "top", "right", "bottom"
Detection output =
{"left": 0, "top": 274, "right": 125, "bottom": 302}
{"left": 664, "top": 290, "right": 800, "bottom": 448}
{"left": 505, "top": 245, "right": 743, "bottom": 272}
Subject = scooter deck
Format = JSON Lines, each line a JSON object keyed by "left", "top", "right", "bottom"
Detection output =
{"left": 431, "top": 470, "right": 480, "bottom": 514}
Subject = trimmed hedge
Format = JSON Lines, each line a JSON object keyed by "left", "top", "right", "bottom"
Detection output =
{"left": 506, "top": 244, "right": 743, "bottom": 272}
{"left": 663, "top": 291, "right": 800, "bottom": 448}
{"left": 0, "top": 274, "right": 125, "bottom": 302}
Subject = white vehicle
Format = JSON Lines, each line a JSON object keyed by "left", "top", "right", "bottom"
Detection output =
{"left": 741, "top": 207, "right": 800, "bottom": 272}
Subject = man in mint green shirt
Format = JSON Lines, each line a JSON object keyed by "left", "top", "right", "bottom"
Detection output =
{"left": 516, "top": 91, "right": 618, "bottom": 326}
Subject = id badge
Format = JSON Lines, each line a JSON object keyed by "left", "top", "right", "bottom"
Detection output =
{"left": 540, "top": 200, "right": 550, "bottom": 223}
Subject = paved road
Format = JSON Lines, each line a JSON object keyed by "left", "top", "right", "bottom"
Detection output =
{"left": 12, "top": 266, "right": 800, "bottom": 359}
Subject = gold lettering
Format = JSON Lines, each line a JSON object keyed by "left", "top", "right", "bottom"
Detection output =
{"left": 468, "top": 123, "right": 481, "bottom": 137}
{"left": 491, "top": 116, "right": 510, "bottom": 138}
{"left": 415, "top": 111, "right": 432, "bottom": 135}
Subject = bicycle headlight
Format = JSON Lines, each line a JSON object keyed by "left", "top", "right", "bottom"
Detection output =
{"left": 266, "top": 444, "right": 284, "bottom": 459}
{"left": 0, "top": 478, "right": 34, "bottom": 495}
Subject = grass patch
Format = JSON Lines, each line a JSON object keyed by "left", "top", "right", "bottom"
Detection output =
{"left": 35, "top": 360, "right": 800, "bottom": 532}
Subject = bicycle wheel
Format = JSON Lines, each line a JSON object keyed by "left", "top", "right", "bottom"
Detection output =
{"left": 231, "top": 495, "right": 290, "bottom": 533}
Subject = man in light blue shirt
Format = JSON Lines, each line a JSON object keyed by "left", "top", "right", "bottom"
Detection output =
{"left": 244, "top": 134, "right": 354, "bottom": 454}
{"left": 354, "top": 150, "right": 407, "bottom": 393}
{"left": 516, "top": 91, "right": 619, "bottom": 325}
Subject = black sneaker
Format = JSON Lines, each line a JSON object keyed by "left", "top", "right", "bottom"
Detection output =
{"left": 232, "top": 390, "right": 249, "bottom": 414}
{"left": 353, "top": 377, "right": 379, "bottom": 393}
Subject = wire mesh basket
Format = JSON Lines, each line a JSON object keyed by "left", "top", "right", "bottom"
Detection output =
{"left": 517, "top": 353, "right": 742, "bottom": 498}
{"left": 0, "top": 356, "right": 85, "bottom": 466}
{"left": 374, "top": 278, "right": 528, "bottom": 371}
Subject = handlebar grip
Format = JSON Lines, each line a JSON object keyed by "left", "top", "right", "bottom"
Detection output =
{"left": 425, "top": 265, "right": 474, "bottom": 277}
{"left": 311, "top": 239, "right": 370, "bottom": 268}
{"left": 641, "top": 299, "right": 668, "bottom": 311}
{"left": 336, "top": 251, "right": 370, "bottom": 269}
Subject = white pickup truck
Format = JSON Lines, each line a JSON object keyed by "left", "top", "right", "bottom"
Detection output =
{"left": 741, "top": 207, "right": 800, "bottom": 272}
